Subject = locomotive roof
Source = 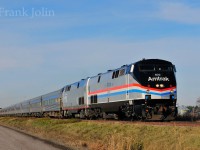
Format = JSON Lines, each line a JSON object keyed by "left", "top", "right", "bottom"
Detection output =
{"left": 135, "top": 59, "right": 173, "bottom": 65}
{"left": 63, "top": 59, "right": 174, "bottom": 88}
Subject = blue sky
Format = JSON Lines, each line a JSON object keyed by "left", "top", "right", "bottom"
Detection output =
{"left": 0, "top": 0, "right": 200, "bottom": 107}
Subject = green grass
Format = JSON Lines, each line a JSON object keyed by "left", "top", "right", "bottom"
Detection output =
{"left": 0, "top": 117, "right": 200, "bottom": 150}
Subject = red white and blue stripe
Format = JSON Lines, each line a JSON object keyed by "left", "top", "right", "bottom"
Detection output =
{"left": 89, "top": 83, "right": 176, "bottom": 98}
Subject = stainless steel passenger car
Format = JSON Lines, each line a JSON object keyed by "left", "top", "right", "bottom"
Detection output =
{"left": 42, "top": 89, "right": 62, "bottom": 117}
{"left": 21, "top": 100, "right": 30, "bottom": 116}
{"left": 29, "top": 96, "right": 42, "bottom": 116}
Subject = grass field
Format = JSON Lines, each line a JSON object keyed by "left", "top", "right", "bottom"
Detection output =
{"left": 0, "top": 117, "right": 200, "bottom": 150}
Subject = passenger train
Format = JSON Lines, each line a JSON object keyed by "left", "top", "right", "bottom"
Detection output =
{"left": 0, "top": 59, "right": 177, "bottom": 120}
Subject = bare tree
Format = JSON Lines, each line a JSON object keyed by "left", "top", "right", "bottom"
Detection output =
{"left": 197, "top": 97, "right": 200, "bottom": 107}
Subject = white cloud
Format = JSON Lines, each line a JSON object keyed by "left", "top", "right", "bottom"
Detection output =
{"left": 0, "top": 58, "right": 18, "bottom": 70}
{"left": 0, "top": 29, "right": 45, "bottom": 71}
{"left": 158, "top": 2, "right": 200, "bottom": 24}
{"left": 42, "top": 37, "right": 200, "bottom": 67}
{"left": 0, "top": 46, "right": 44, "bottom": 71}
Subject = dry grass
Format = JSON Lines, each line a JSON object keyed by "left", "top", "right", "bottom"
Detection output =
{"left": 0, "top": 117, "right": 200, "bottom": 150}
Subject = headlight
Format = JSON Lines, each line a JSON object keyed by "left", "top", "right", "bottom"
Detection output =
{"left": 160, "top": 84, "right": 165, "bottom": 88}
{"left": 156, "top": 84, "right": 159, "bottom": 88}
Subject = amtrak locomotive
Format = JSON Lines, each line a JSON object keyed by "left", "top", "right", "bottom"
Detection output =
{"left": 0, "top": 59, "right": 177, "bottom": 121}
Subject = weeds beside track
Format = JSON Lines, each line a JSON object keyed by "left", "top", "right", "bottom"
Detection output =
{"left": 0, "top": 117, "right": 200, "bottom": 150}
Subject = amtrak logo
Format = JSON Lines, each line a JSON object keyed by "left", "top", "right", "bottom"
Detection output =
{"left": 148, "top": 77, "right": 169, "bottom": 82}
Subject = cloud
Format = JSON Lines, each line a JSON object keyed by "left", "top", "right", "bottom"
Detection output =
{"left": 42, "top": 37, "right": 200, "bottom": 67}
{"left": 0, "top": 54, "right": 43, "bottom": 71}
{"left": 0, "top": 45, "right": 44, "bottom": 71}
{"left": 0, "top": 58, "right": 18, "bottom": 70}
{"left": 158, "top": 2, "right": 200, "bottom": 24}
{"left": 0, "top": 28, "right": 45, "bottom": 71}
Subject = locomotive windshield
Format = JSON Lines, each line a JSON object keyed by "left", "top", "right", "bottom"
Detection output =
{"left": 139, "top": 65, "right": 173, "bottom": 72}
{"left": 133, "top": 59, "right": 176, "bottom": 88}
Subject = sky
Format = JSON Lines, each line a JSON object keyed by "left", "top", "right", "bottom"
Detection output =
{"left": 0, "top": 0, "right": 200, "bottom": 107}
